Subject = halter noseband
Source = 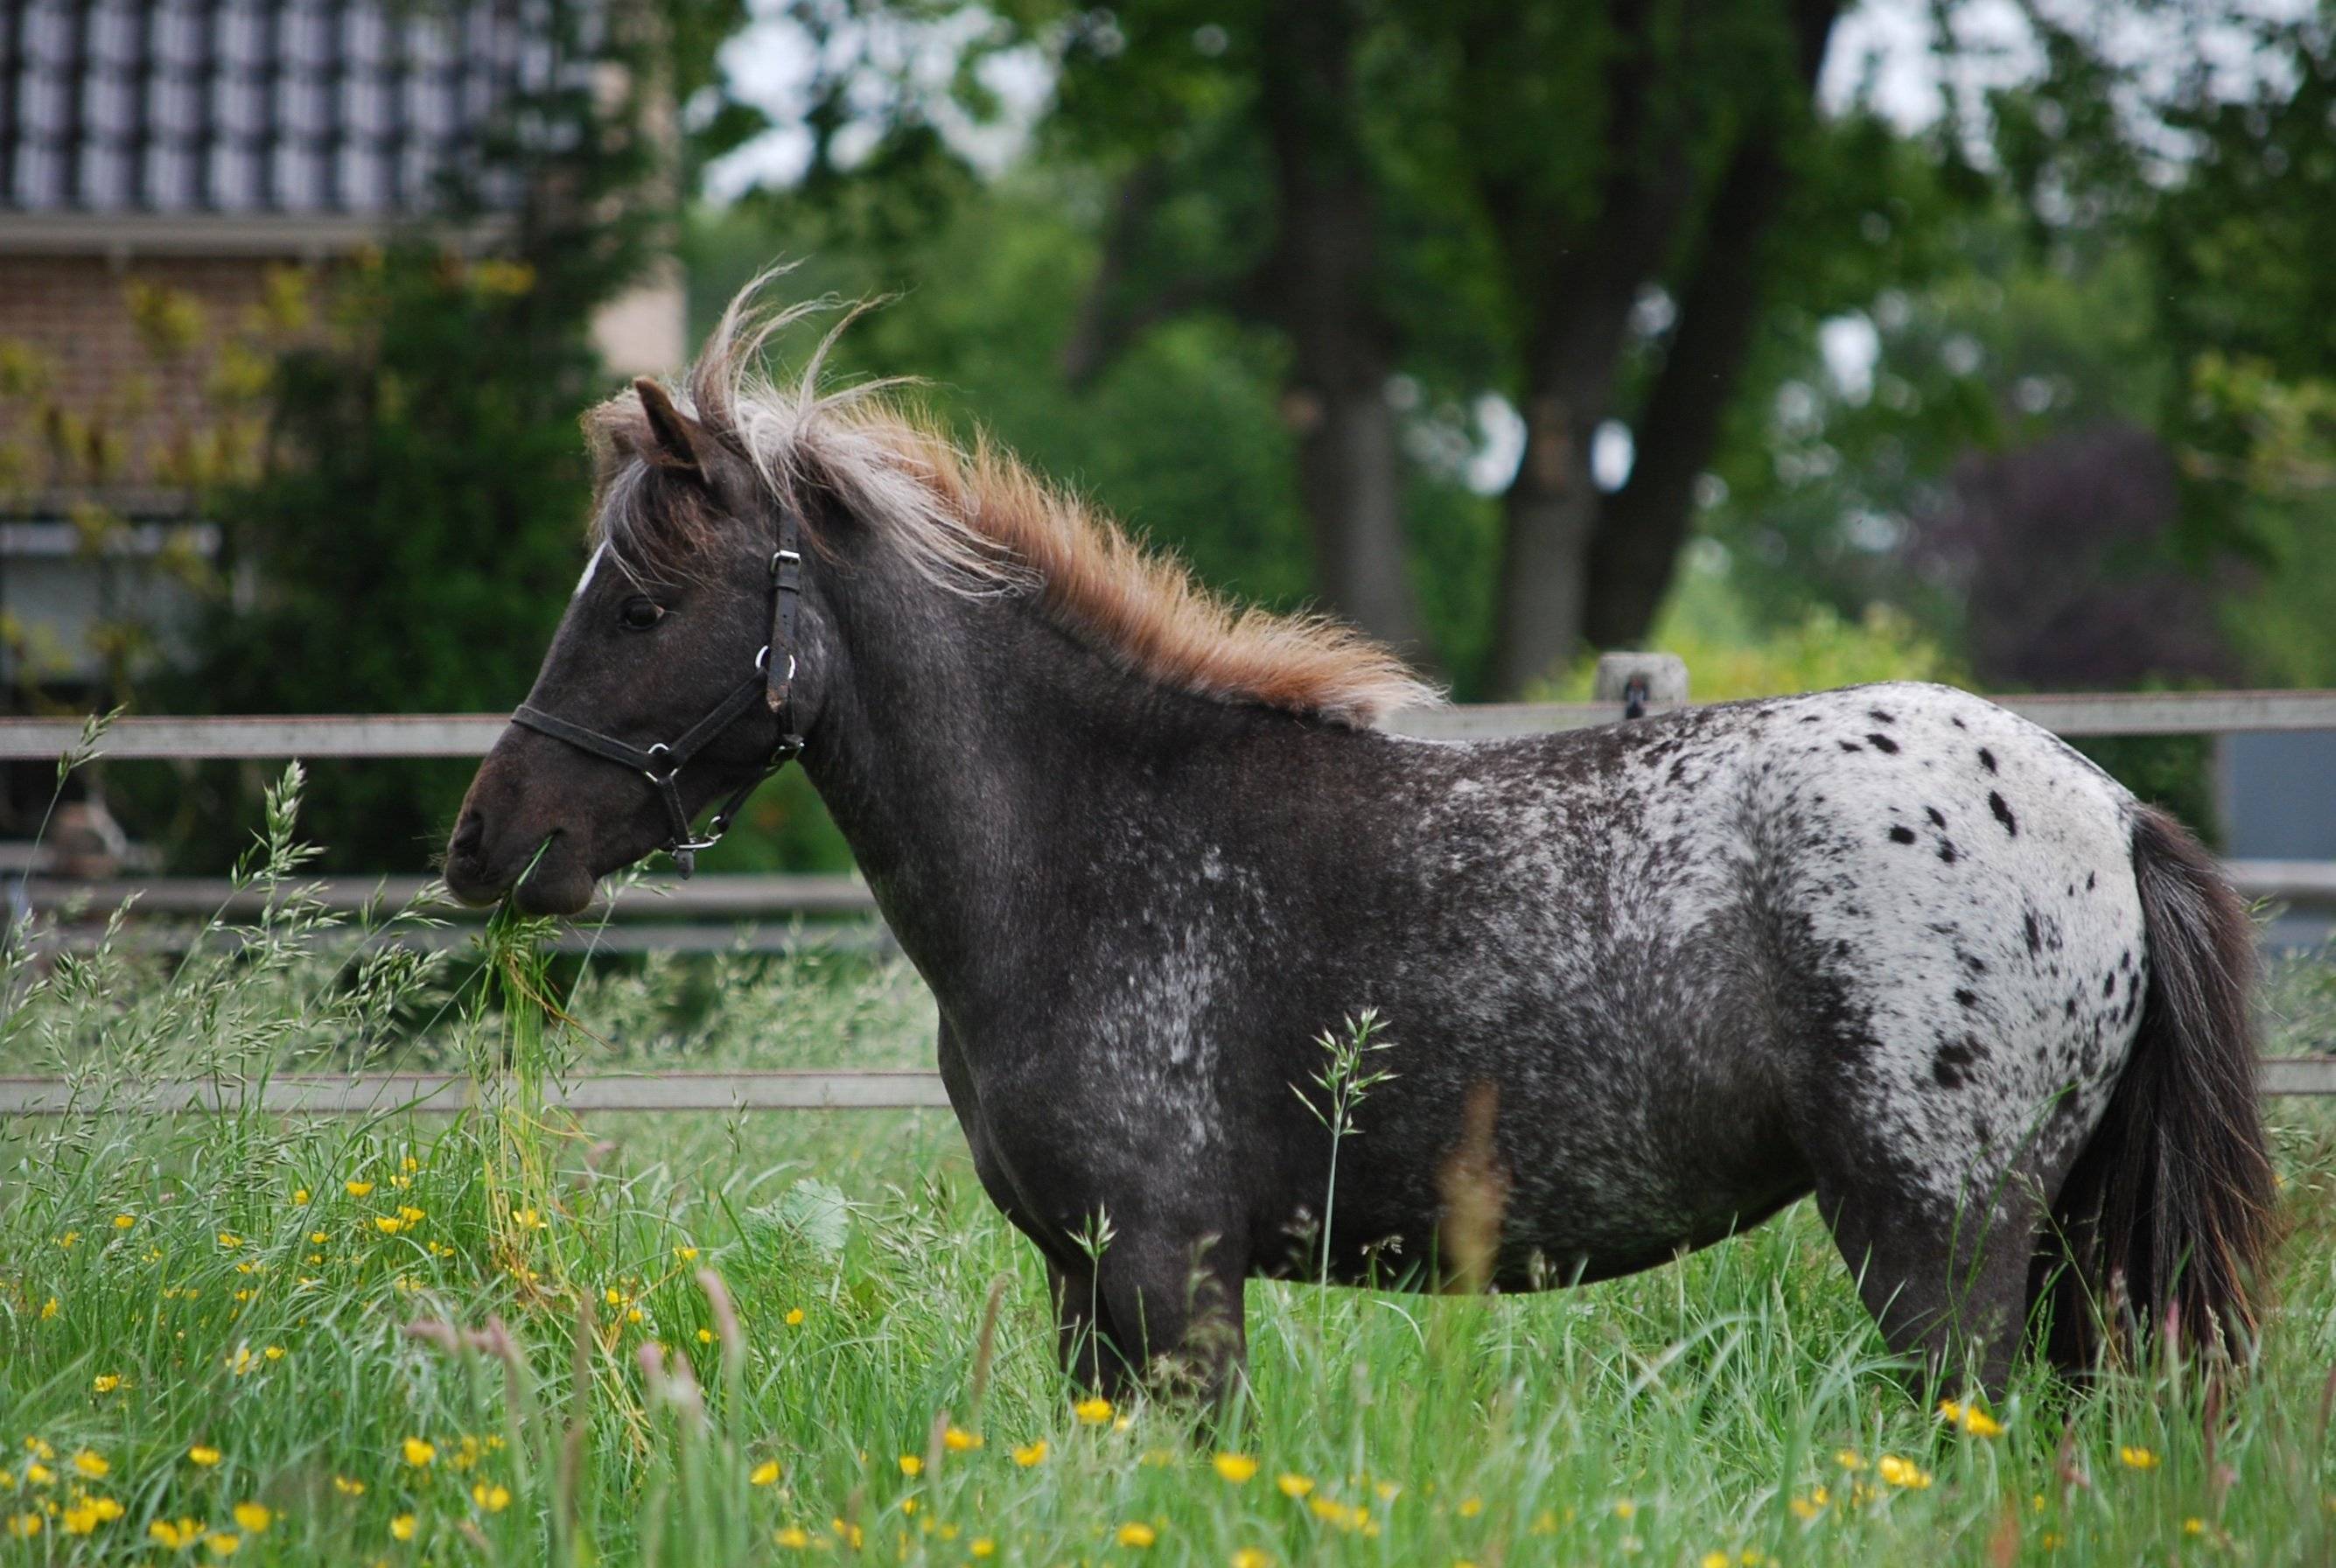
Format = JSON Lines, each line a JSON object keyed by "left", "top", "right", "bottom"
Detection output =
{"left": 508, "top": 504, "right": 807, "bottom": 878}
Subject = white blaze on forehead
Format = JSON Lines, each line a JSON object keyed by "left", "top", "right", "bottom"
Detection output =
{"left": 571, "top": 542, "right": 607, "bottom": 600}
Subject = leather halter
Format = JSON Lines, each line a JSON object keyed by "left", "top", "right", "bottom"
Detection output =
{"left": 508, "top": 504, "right": 806, "bottom": 878}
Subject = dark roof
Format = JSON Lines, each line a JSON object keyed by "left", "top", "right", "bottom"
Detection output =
{"left": 1, "top": 0, "right": 551, "bottom": 217}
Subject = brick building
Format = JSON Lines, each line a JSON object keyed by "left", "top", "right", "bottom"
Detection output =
{"left": 0, "top": 0, "right": 681, "bottom": 692}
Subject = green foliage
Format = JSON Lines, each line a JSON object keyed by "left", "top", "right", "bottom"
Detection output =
{"left": 159, "top": 252, "right": 600, "bottom": 870}
{"left": 1544, "top": 553, "right": 1962, "bottom": 703}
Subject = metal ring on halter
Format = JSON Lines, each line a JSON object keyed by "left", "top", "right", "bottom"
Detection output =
{"left": 755, "top": 644, "right": 770, "bottom": 671}
{"left": 642, "top": 743, "right": 678, "bottom": 785}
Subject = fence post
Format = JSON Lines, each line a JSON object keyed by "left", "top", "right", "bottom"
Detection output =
{"left": 1592, "top": 653, "right": 1689, "bottom": 719}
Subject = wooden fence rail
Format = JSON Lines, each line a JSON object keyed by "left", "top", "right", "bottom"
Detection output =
{"left": 6, "top": 1060, "right": 2336, "bottom": 1116}
{"left": 4, "top": 689, "right": 2333, "bottom": 1108}
{"left": 8, "top": 687, "right": 2336, "bottom": 761}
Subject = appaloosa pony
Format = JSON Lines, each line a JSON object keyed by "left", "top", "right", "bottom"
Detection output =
{"left": 446, "top": 286, "right": 2274, "bottom": 1402}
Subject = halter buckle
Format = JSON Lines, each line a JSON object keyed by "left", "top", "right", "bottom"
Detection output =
{"left": 642, "top": 742, "right": 679, "bottom": 785}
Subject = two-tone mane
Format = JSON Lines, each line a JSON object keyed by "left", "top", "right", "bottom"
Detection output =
{"left": 583, "top": 289, "right": 1438, "bottom": 731}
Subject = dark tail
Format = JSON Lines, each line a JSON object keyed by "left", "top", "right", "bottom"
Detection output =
{"left": 2039, "top": 805, "right": 2277, "bottom": 1373}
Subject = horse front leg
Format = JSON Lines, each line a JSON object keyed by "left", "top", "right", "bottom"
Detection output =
{"left": 1088, "top": 1226, "right": 1250, "bottom": 1413}
{"left": 1048, "top": 1260, "right": 1130, "bottom": 1401}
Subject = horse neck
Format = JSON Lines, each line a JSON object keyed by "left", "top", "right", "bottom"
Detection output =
{"left": 799, "top": 550, "right": 1269, "bottom": 995}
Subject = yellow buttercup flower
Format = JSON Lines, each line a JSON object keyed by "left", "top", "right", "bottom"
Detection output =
{"left": 346, "top": 1180, "right": 374, "bottom": 1197}
{"left": 402, "top": 1437, "right": 436, "bottom": 1467}
{"left": 1012, "top": 1440, "right": 1048, "bottom": 1467}
{"left": 1231, "top": 1550, "right": 1271, "bottom": 1568}
{"left": 898, "top": 1454, "right": 922, "bottom": 1477}
{"left": 472, "top": 1484, "right": 510, "bottom": 1512}
{"left": 1213, "top": 1452, "right": 1258, "bottom": 1483}
{"left": 784, "top": 1307, "right": 805, "bottom": 1326}
{"left": 2120, "top": 1446, "right": 2160, "bottom": 1471}
{"left": 1834, "top": 1451, "right": 1865, "bottom": 1472}
{"left": 150, "top": 1516, "right": 205, "bottom": 1547}
{"left": 1117, "top": 1521, "right": 1158, "bottom": 1547}
{"left": 943, "top": 1426, "right": 982, "bottom": 1452}
{"left": 233, "top": 1503, "right": 270, "bottom": 1532}
{"left": 332, "top": 1476, "right": 365, "bottom": 1496}
{"left": 751, "top": 1460, "right": 781, "bottom": 1487}
{"left": 292, "top": 1188, "right": 310, "bottom": 1204}
{"left": 71, "top": 1450, "right": 108, "bottom": 1478}
{"left": 775, "top": 1525, "right": 811, "bottom": 1548}
{"left": 1074, "top": 1396, "right": 1113, "bottom": 1424}
{"left": 93, "top": 1375, "right": 122, "bottom": 1393}
{"left": 114, "top": 1214, "right": 136, "bottom": 1229}
{"left": 206, "top": 1531, "right": 241, "bottom": 1556}
{"left": 1877, "top": 1455, "right": 1932, "bottom": 1489}
{"left": 696, "top": 1328, "right": 715, "bottom": 1345}
{"left": 1276, "top": 1474, "right": 1314, "bottom": 1498}
{"left": 390, "top": 1514, "right": 416, "bottom": 1541}
{"left": 188, "top": 1446, "right": 222, "bottom": 1467}
{"left": 675, "top": 1245, "right": 699, "bottom": 1261}
{"left": 6, "top": 1512, "right": 40, "bottom": 1538}
{"left": 1939, "top": 1398, "right": 2004, "bottom": 1438}
{"left": 970, "top": 1539, "right": 996, "bottom": 1558}
{"left": 217, "top": 1232, "right": 242, "bottom": 1250}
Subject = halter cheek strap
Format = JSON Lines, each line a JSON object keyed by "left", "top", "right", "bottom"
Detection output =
{"left": 509, "top": 503, "right": 806, "bottom": 878}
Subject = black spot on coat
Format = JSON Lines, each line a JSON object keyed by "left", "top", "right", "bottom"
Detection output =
{"left": 1888, "top": 825, "right": 1917, "bottom": 844}
{"left": 1989, "top": 791, "right": 2018, "bottom": 835}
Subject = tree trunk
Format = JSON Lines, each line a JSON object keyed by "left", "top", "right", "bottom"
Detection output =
{"left": 1479, "top": 1, "right": 1694, "bottom": 697}
{"left": 1580, "top": 139, "right": 1788, "bottom": 648}
{"left": 1482, "top": 195, "right": 1692, "bottom": 695}
{"left": 1257, "top": 0, "right": 1425, "bottom": 659}
{"left": 1583, "top": 0, "right": 1843, "bottom": 649}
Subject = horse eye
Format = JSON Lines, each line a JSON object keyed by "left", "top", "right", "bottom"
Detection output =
{"left": 618, "top": 596, "right": 664, "bottom": 632}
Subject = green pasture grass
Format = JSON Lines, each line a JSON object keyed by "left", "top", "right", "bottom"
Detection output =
{"left": 5, "top": 782, "right": 2336, "bottom": 1564}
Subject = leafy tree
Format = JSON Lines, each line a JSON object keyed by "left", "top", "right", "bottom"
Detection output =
{"left": 715, "top": 0, "right": 1851, "bottom": 693}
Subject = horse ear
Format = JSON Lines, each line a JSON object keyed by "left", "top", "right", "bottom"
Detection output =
{"left": 633, "top": 377, "right": 716, "bottom": 476}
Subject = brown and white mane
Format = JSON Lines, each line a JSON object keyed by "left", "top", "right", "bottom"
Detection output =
{"left": 583, "top": 283, "right": 1439, "bottom": 731}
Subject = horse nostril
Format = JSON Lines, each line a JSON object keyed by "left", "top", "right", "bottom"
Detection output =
{"left": 450, "top": 813, "right": 486, "bottom": 863}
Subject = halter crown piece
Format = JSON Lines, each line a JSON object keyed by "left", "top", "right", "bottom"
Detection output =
{"left": 508, "top": 502, "right": 806, "bottom": 878}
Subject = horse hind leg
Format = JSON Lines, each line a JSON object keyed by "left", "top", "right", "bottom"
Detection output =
{"left": 1814, "top": 1154, "right": 2051, "bottom": 1399}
